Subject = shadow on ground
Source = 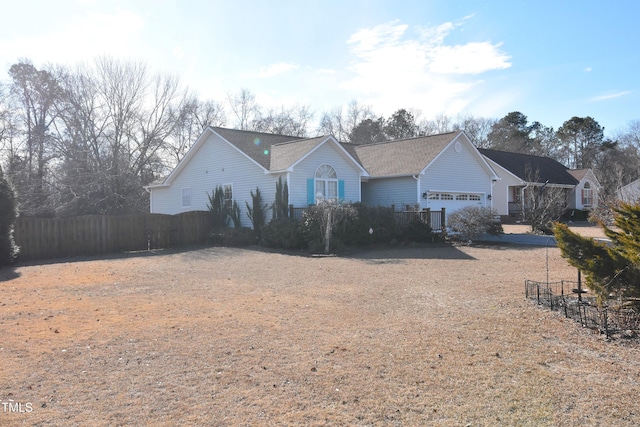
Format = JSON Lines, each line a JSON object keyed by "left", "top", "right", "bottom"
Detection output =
{"left": 0, "top": 266, "right": 21, "bottom": 282}
{"left": 346, "top": 244, "right": 476, "bottom": 262}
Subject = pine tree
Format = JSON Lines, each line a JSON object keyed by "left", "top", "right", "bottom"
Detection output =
{"left": 554, "top": 203, "right": 640, "bottom": 303}
{"left": 0, "top": 166, "right": 19, "bottom": 266}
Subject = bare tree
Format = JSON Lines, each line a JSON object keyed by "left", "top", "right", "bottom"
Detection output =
{"left": 166, "top": 97, "right": 225, "bottom": 165}
{"left": 6, "top": 60, "right": 63, "bottom": 216}
{"left": 520, "top": 167, "right": 570, "bottom": 233}
{"left": 317, "top": 100, "right": 374, "bottom": 141}
{"left": 227, "top": 88, "right": 259, "bottom": 130}
{"left": 251, "top": 104, "right": 312, "bottom": 137}
{"left": 52, "top": 57, "right": 191, "bottom": 214}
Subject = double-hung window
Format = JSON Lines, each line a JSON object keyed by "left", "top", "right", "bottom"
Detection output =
{"left": 182, "top": 188, "right": 192, "bottom": 208}
{"left": 582, "top": 182, "right": 593, "bottom": 206}
{"left": 315, "top": 164, "right": 338, "bottom": 203}
{"left": 223, "top": 184, "right": 233, "bottom": 208}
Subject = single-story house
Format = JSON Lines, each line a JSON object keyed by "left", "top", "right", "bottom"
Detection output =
{"left": 479, "top": 148, "right": 599, "bottom": 221}
{"left": 145, "top": 127, "right": 368, "bottom": 227}
{"left": 145, "top": 127, "right": 499, "bottom": 226}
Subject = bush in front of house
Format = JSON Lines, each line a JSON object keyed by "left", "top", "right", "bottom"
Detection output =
{"left": 340, "top": 203, "right": 398, "bottom": 246}
{"left": 209, "top": 227, "right": 257, "bottom": 247}
{"left": 261, "top": 217, "right": 306, "bottom": 250}
{"left": 0, "top": 166, "right": 19, "bottom": 266}
{"left": 398, "top": 219, "right": 438, "bottom": 243}
{"left": 447, "top": 205, "right": 503, "bottom": 242}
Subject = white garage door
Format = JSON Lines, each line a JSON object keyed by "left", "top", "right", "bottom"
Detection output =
{"left": 427, "top": 192, "right": 485, "bottom": 213}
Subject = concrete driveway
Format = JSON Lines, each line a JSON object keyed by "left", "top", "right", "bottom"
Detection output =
{"left": 476, "top": 222, "right": 610, "bottom": 246}
{"left": 477, "top": 232, "right": 557, "bottom": 246}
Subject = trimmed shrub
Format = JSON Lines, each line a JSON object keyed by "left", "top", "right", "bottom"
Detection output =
{"left": 398, "top": 219, "right": 437, "bottom": 243}
{"left": 210, "top": 227, "right": 257, "bottom": 247}
{"left": 261, "top": 218, "right": 305, "bottom": 250}
{"left": 448, "top": 206, "right": 503, "bottom": 242}
{"left": 340, "top": 203, "right": 397, "bottom": 246}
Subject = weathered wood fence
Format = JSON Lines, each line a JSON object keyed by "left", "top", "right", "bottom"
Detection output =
{"left": 14, "top": 211, "right": 211, "bottom": 262}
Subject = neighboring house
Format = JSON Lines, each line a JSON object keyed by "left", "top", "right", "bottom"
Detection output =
{"left": 146, "top": 128, "right": 499, "bottom": 226}
{"left": 146, "top": 127, "right": 368, "bottom": 227}
{"left": 479, "top": 148, "right": 599, "bottom": 221}
{"left": 618, "top": 178, "right": 640, "bottom": 203}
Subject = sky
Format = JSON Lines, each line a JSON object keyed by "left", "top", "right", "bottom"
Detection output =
{"left": 1, "top": 0, "right": 639, "bottom": 137}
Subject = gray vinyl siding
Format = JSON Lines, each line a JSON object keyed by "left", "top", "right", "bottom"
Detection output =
{"left": 150, "top": 133, "right": 278, "bottom": 227}
{"left": 288, "top": 141, "right": 362, "bottom": 207}
{"left": 361, "top": 176, "right": 417, "bottom": 209}
{"left": 421, "top": 138, "right": 493, "bottom": 213}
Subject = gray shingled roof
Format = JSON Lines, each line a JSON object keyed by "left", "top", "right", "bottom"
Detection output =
{"left": 353, "top": 132, "right": 461, "bottom": 177}
{"left": 210, "top": 127, "right": 302, "bottom": 170}
{"left": 567, "top": 169, "right": 589, "bottom": 182}
{"left": 270, "top": 136, "right": 328, "bottom": 171}
{"left": 479, "top": 148, "right": 578, "bottom": 186}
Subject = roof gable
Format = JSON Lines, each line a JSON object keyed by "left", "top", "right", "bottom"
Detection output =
{"left": 354, "top": 131, "right": 461, "bottom": 177}
{"left": 211, "top": 127, "right": 302, "bottom": 169}
{"left": 479, "top": 148, "right": 578, "bottom": 186}
{"left": 269, "top": 136, "right": 329, "bottom": 171}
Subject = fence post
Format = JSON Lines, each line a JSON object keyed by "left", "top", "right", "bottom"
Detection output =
{"left": 603, "top": 306, "right": 609, "bottom": 339}
{"left": 440, "top": 208, "right": 446, "bottom": 230}
{"left": 537, "top": 281, "right": 540, "bottom": 305}
{"left": 289, "top": 204, "right": 294, "bottom": 219}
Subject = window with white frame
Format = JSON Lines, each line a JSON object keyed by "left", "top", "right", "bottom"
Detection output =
{"left": 456, "top": 194, "right": 468, "bottom": 201}
{"left": 582, "top": 182, "right": 593, "bottom": 206}
{"left": 182, "top": 187, "right": 192, "bottom": 207}
{"left": 440, "top": 193, "right": 453, "bottom": 200}
{"left": 315, "top": 164, "right": 338, "bottom": 203}
{"left": 469, "top": 194, "right": 481, "bottom": 201}
{"left": 223, "top": 184, "right": 233, "bottom": 208}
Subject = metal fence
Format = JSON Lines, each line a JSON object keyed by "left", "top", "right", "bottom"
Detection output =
{"left": 525, "top": 279, "right": 640, "bottom": 339}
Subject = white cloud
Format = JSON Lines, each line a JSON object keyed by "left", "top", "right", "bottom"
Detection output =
{"left": 427, "top": 42, "right": 511, "bottom": 74}
{"left": 342, "top": 19, "right": 511, "bottom": 117}
{"left": 256, "top": 62, "right": 299, "bottom": 78}
{"left": 590, "top": 91, "right": 631, "bottom": 102}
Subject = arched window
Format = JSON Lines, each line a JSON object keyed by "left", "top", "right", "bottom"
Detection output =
{"left": 315, "top": 164, "right": 338, "bottom": 203}
{"left": 582, "top": 182, "right": 593, "bottom": 206}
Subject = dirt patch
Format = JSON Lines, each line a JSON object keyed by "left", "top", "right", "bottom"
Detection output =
{"left": 2, "top": 244, "right": 640, "bottom": 426}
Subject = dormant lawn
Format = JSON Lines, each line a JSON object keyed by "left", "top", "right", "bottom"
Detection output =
{"left": 1, "top": 225, "right": 639, "bottom": 426}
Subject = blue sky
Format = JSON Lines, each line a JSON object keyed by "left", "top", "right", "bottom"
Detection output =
{"left": 2, "top": 1, "right": 639, "bottom": 136}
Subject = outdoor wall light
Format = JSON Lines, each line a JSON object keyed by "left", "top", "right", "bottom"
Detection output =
{"left": 487, "top": 194, "right": 492, "bottom": 200}
{"left": 422, "top": 192, "right": 428, "bottom": 199}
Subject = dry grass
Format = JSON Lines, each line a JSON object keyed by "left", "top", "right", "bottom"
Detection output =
{"left": 2, "top": 231, "right": 640, "bottom": 426}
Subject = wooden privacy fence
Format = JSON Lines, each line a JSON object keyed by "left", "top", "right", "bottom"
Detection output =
{"left": 14, "top": 211, "right": 211, "bottom": 262}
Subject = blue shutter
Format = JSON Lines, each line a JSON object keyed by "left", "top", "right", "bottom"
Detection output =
{"left": 338, "top": 180, "right": 345, "bottom": 200}
{"left": 307, "top": 178, "right": 315, "bottom": 205}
